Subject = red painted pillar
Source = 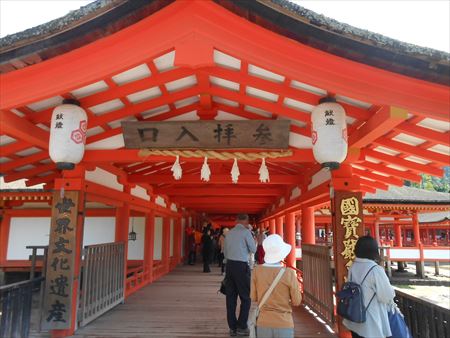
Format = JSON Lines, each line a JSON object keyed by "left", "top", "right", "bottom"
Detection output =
{"left": 0, "top": 212, "right": 11, "bottom": 266}
{"left": 285, "top": 212, "right": 296, "bottom": 268}
{"left": 413, "top": 212, "right": 421, "bottom": 246}
{"left": 276, "top": 216, "right": 284, "bottom": 238}
{"left": 394, "top": 224, "right": 402, "bottom": 247}
{"left": 144, "top": 210, "right": 155, "bottom": 282}
{"left": 269, "top": 219, "right": 276, "bottom": 234}
{"left": 374, "top": 214, "right": 381, "bottom": 245}
{"left": 301, "top": 206, "right": 315, "bottom": 244}
{"left": 412, "top": 211, "right": 424, "bottom": 277}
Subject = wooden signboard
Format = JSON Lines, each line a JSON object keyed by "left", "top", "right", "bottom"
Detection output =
{"left": 332, "top": 190, "right": 364, "bottom": 275}
{"left": 42, "top": 191, "right": 79, "bottom": 330}
{"left": 331, "top": 190, "right": 364, "bottom": 334}
{"left": 122, "top": 120, "right": 290, "bottom": 149}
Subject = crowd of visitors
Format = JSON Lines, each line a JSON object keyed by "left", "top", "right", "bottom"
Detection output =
{"left": 184, "top": 215, "right": 400, "bottom": 338}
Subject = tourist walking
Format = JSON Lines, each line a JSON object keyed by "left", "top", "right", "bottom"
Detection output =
{"left": 343, "top": 235, "right": 396, "bottom": 338}
{"left": 202, "top": 228, "right": 213, "bottom": 273}
{"left": 186, "top": 226, "right": 196, "bottom": 265}
{"left": 255, "top": 228, "right": 267, "bottom": 264}
{"left": 218, "top": 227, "right": 229, "bottom": 274}
{"left": 250, "top": 234, "right": 302, "bottom": 338}
{"left": 223, "top": 214, "right": 257, "bottom": 336}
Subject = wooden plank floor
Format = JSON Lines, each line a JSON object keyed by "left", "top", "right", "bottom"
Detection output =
{"left": 33, "top": 264, "right": 336, "bottom": 337}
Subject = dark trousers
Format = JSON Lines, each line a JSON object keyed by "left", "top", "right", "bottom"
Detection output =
{"left": 203, "top": 251, "right": 211, "bottom": 272}
{"left": 225, "top": 260, "right": 251, "bottom": 330}
{"left": 188, "top": 250, "right": 196, "bottom": 265}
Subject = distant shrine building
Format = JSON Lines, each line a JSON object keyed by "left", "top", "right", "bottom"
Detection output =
{"left": 0, "top": 1, "right": 449, "bottom": 337}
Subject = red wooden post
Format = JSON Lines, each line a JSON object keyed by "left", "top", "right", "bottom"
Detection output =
{"left": 276, "top": 216, "right": 284, "bottom": 238}
{"left": 269, "top": 218, "right": 276, "bottom": 234}
{"left": 374, "top": 213, "right": 381, "bottom": 245}
{"left": 301, "top": 206, "right": 315, "bottom": 244}
{"left": 0, "top": 213, "right": 11, "bottom": 266}
{"left": 412, "top": 211, "right": 425, "bottom": 277}
{"left": 285, "top": 212, "right": 296, "bottom": 268}
{"left": 115, "top": 185, "right": 130, "bottom": 296}
{"left": 144, "top": 210, "right": 155, "bottom": 282}
{"left": 394, "top": 224, "right": 402, "bottom": 247}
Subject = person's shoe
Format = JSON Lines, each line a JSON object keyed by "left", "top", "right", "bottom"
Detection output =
{"left": 229, "top": 329, "right": 237, "bottom": 336}
{"left": 236, "top": 328, "right": 250, "bottom": 336}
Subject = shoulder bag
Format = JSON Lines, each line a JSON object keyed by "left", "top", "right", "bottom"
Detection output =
{"left": 249, "top": 268, "right": 286, "bottom": 338}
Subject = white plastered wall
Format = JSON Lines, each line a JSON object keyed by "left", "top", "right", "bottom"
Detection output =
{"left": 7, "top": 216, "right": 116, "bottom": 260}
{"left": 127, "top": 217, "right": 145, "bottom": 260}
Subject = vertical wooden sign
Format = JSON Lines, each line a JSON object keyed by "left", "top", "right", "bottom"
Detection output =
{"left": 42, "top": 191, "right": 79, "bottom": 330}
{"left": 332, "top": 190, "right": 364, "bottom": 336}
{"left": 332, "top": 191, "right": 364, "bottom": 279}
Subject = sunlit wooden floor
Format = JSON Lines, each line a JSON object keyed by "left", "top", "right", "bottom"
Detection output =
{"left": 33, "top": 264, "right": 336, "bottom": 338}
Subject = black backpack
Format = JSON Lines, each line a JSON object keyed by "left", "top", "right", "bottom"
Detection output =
{"left": 336, "top": 265, "right": 377, "bottom": 323}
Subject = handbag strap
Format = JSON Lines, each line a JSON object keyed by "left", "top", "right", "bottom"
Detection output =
{"left": 258, "top": 268, "right": 286, "bottom": 310}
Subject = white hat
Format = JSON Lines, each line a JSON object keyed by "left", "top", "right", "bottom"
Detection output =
{"left": 263, "top": 234, "right": 292, "bottom": 264}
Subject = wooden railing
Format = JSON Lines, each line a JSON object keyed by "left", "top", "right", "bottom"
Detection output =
{"left": 301, "top": 244, "right": 335, "bottom": 326}
{"left": 79, "top": 242, "right": 125, "bottom": 327}
{"left": 0, "top": 277, "right": 45, "bottom": 338}
{"left": 395, "top": 289, "right": 450, "bottom": 338}
{"left": 126, "top": 265, "right": 145, "bottom": 296}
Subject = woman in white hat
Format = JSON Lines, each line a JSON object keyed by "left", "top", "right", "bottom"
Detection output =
{"left": 250, "top": 234, "right": 302, "bottom": 338}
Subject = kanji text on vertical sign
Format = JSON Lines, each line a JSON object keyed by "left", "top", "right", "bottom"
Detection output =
{"left": 332, "top": 191, "right": 364, "bottom": 272}
{"left": 42, "top": 191, "right": 79, "bottom": 330}
{"left": 121, "top": 120, "right": 290, "bottom": 149}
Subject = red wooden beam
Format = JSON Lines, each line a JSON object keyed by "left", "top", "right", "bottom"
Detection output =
{"left": 156, "top": 186, "right": 285, "bottom": 196}
{"left": 349, "top": 106, "right": 408, "bottom": 148}
{"left": 351, "top": 167, "right": 403, "bottom": 187}
{"left": 128, "top": 173, "right": 301, "bottom": 185}
{"left": 207, "top": 67, "right": 371, "bottom": 121}
{"left": 83, "top": 148, "right": 314, "bottom": 163}
{"left": 0, "top": 151, "right": 48, "bottom": 173}
{"left": 4, "top": 163, "right": 56, "bottom": 182}
{"left": 0, "top": 110, "right": 48, "bottom": 149}
{"left": 0, "top": 140, "right": 35, "bottom": 157}
{"left": 395, "top": 122, "right": 449, "bottom": 145}
{"left": 173, "top": 196, "right": 274, "bottom": 204}
{"left": 359, "top": 162, "right": 421, "bottom": 182}
{"left": 365, "top": 149, "right": 443, "bottom": 177}
{"left": 359, "top": 177, "right": 388, "bottom": 191}
{"left": 374, "top": 138, "right": 448, "bottom": 166}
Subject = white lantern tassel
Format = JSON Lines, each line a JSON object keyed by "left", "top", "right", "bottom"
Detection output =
{"left": 258, "top": 158, "right": 270, "bottom": 183}
{"left": 231, "top": 158, "right": 240, "bottom": 184}
{"left": 171, "top": 156, "right": 182, "bottom": 180}
{"left": 200, "top": 157, "right": 211, "bottom": 182}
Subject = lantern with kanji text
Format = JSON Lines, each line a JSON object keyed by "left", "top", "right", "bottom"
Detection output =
{"left": 49, "top": 99, "right": 88, "bottom": 170}
{"left": 311, "top": 97, "right": 347, "bottom": 169}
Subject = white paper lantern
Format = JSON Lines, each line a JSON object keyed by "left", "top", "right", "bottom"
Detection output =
{"left": 49, "top": 99, "right": 88, "bottom": 170}
{"left": 311, "top": 97, "right": 347, "bottom": 169}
